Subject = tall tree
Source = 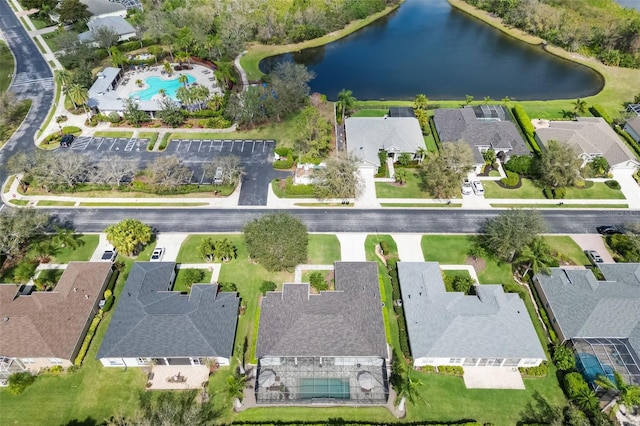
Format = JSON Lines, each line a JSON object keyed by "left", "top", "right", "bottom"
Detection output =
{"left": 56, "top": 0, "right": 91, "bottom": 24}
{"left": 413, "top": 93, "right": 428, "bottom": 110}
{"left": 481, "top": 209, "right": 547, "bottom": 262}
{"left": 146, "top": 155, "right": 191, "bottom": 190}
{"left": 313, "top": 153, "right": 363, "bottom": 200}
{"left": 572, "top": 98, "right": 588, "bottom": 117}
{"left": 594, "top": 371, "right": 640, "bottom": 415}
{"left": 420, "top": 142, "right": 473, "bottom": 199}
{"left": 92, "top": 26, "right": 120, "bottom": 56}
{"left": 105, "top": 218, "right": 152, "bottom": 256}
{"left": 156, "top": 97, "right": 184, "bottom": 127}
{"left": 4, "top": 151, "right": 36, "bottom": 191}
{"left": 337, "top": 88, "right": 356, "bottom": 124}
{"left": 54, "top": 69, "right": 73, "bottom": 99}
{"left": 122, "top": 98, "right": 149, "bottom": 127}
{"left": 91, "top": 155, "right": 138, "bottom": 186}
{"left": 67, "top": 84, "right": 89, "bottom": 115}
{"left": 293, "top": 105, "right": 332, "bottom": 158}
{"left": 0, "top": 209, "right": 50, "bottom": 259}
{"left": 265, "top": 62, "right": 314, "bottom": 121}
{"left": 204, "top": 155, "right": 244, "bottom": 186}
{"left": 536, "top": 140, "right": 583, "bottom": 189}
{"left": 31, "top": 151, "right": 91, "bottom": 190}
{"left": 243, "top": 212, "right": 308, "bottom": 271}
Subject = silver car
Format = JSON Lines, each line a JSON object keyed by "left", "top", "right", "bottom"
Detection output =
{"left": 461, "top": 179, "right": 472, "bottom": 195}
{"left": 585, "top": 250, "right": 604, "bottom": 265}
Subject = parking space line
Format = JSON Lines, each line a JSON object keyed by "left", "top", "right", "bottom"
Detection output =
{"left": 124, "top": 138, "right": 136, "bottom": 152}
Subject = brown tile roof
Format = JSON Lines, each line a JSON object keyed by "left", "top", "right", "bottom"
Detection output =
{"left": 0, "top": 262, "right": 112, "bottom": 361}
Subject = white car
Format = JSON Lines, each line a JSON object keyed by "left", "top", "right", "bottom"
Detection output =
{"left": 150, "top": 247, "right": 165, "bottom": 262}
{"left": 472, "top": 180, "right": 484, "bottom": 195}
{"left": 461, "top": 179, "right": 472, "bottom": 195}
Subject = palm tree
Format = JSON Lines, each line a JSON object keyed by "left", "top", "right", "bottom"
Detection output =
{"left": 395, "top": 169, "right": 409, "bottom": 185}
{"left": 67, "top": 84, "right": 89, "bottom": 116}
{"left": 572, "top": 98, "right": 588, "bottom": 117}
{"left": 163, "top": 60, "right": 173, "bottom": 76}
{"left": 111, "top": 48, "right": 126, "bottom": 68}
{"left": 595, "top": 371, "right": 640, "bottom": 415}
{"left": 483, "top": 96, "right": 493, "bottom": 105}
{"left": 501, "top": 96, "right": 511, "bottom": 104}
{"left": 574, "top": 387, "right": 600, "bottom": 412}
{"left": 416, "top": 147, "right": 428, "bottom": 164}
{"left": 158, "top": 88, "right": 166, "bottom": 98}
{"left": 135, "top": 79, "right": 143, "bottom": 88}
{"left": 214, "top": 238, "right": 236, "bottom": 262}
{"left": 178, "top": 74, "right": 188, "bottom": 88}
{"left": 337, "top": 89, "right": 356, "bottom": 124}
{"left": 214, "top": 61, "right": 237, "bottom": 90}
{"left": 225, "top": 370, "right": 248, "bottom": 402}
{"left": 514, "top": 237, "right": 554, "bottom": 277}
{"left": 55, "top": 70, "right": 74, "bottom": 108}
{"left": 175, "top": 51, "right": 189, "bottom": 68}
{"left": 208, "top": 94, "right": 223, "bottom": 111}
{"left": 52, "top": 227, "right": 79, "bottom": 250}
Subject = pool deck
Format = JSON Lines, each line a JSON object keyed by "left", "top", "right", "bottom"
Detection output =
{"left": 115, "top": 63, "right": 222, "bottom": 103}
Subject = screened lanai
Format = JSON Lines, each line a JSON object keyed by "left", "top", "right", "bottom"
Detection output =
{"left": 572, "top": 338, "right": 640, "bottom": 388}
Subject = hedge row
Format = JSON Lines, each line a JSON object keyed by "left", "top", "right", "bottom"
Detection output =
{"left": 519, "top": 361, "right": 549, "bottom": 377}
{"left": 531, "top": 288, "right": 558, "bottom": 342}
{"left": 273, "top": 159, "right": 294, "bottom": 169}
{"left": 230, "top": 422, "right": 482, "bottom": 426}
{"left": 512, "top": 105, "right": 541, "bottom": 153}
{"left": 543, "top": 186, "right": 566, "bottom": 199}
{"left": 589, "top": 104, "right": 612, "bottom": 125}
{"left": 437, "top": 365, "right": 464, "bottom": 376}
{"left": 615, "top": 126, "right": 640, "bottom": 158}
{"left": 387, "top": 259, "right": 411, "bottom": 358}
{"left": 74, "top": 310, "right": 104, "bottom": 365}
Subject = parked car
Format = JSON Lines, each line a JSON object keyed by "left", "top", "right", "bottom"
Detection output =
{"left": 585, "top": 250, "right": 604, "bottom": 265}
{"left": 213, "top": 167, "right": 224, "bottom": 184}
{"left": 150, "top": 247, "right": 165, "bottom": 261}
{"left": 60, "top": 134, "right": 75, "bottom": 148}
{"left": 101, "top": 247, "right": 118, "bottom": 262}
{"left": 596, "top": 225, "right": 624, "bottom": 235}
{"left": 472, "top": 180, "right": 484, "bottom": 195}
{"left": 461, "top": 179, "right": 472, "bottom": 195}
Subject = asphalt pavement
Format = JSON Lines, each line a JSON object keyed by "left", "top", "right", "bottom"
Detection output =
{"left": 0, "top": 0, "right": 54, "bottom": 185}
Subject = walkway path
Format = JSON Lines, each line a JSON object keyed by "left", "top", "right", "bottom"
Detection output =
{"left": 391, "top": 234, "right": 424, "bottom": 261}
{"left": 336, "top": 233, "right": 367, "bottom": 261}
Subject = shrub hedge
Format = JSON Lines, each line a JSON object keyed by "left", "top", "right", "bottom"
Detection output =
{"left": 273, "top": 158, "right": 294, "bottom": 169}
{"left": 420, "top": 365, "right": 437, "bottom": 373}
{"left": 283, "top": 177, "right": 315, "bottom": 196}
{"left": 512, "top": 105, "right": 541, "bottom": 153}
{"left": 563, "top": 371, "right": 590, "bottom": 399}
{"left": 74, "top": 310, "right": 104, "bottom": 365}
{"left": 102, "top": 295, "right": 115, "bottom": 312}
{"left": 519, "top": 361, "right": 548, "bottom": 377}
{"left": 589, "top": 104, "right": 612, "bottom": 125}
{"left": 437, "top": 365, "right": 464, "bottom": 376}
{"left": 380, "top": 240, "right": 390, "bottom": 255}
{"left": 605, "top": 179, "right": 621, "bottom": 190}
{"left": 387, "top": 259, "right": 411, "bottom": 358}
{"left": 616, "top": 126, "right": 640, "bottom": 157}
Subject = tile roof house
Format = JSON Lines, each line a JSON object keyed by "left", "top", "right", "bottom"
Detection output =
{"left": 97, "top": 262, "right": 239, "bottom": 368}
{"left": 433, "top": 105, "right": 530, "bottom": 169}
{"left": 624, "top": 117, "right": 640, "bottom": 143}
{"left": 398, "top": 262, "right": 546, "bottom": 368}
{"left": 535, "top": 117, "right": 640, "bottom": 170}
{"left": 533, "top": 265, "right": 640, "bottom": 385}
{"left": 79, "top": 16, "right": 137, "bottom": 44}
{"left": 0, "top": 262, "right": 113, "bottom": 372}
{"left": 345, "top": 117, "right": 425, "bottom": 170}
{"left": 254, "top": 262, "right": 389, "bottom": 404}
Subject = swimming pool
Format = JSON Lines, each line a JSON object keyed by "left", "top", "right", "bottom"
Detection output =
{"left": 576, "top": 352, "right": 615, "bottom": 385}
{"left": 298, "top": 378, "right": 350, "bottom": 399}
{"left": 129, "top": 74, "right": 195, "bottom": 101}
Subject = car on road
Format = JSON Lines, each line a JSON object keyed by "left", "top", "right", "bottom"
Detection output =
{"left": 461, "top": 179, "right": 472, "bottom": 195}
{"left": 151, "top": 247, "right": 165, "bottom": 261}
{"left": 585, "top": 250, "right": 604, "bottom": 265}
{"left": 472, "top": 180, "right": 484, "bottom": 195}
{"left": 101, "top": 247, "right": 118, "bottom": 262}
{"left": 596, "top": 225, "right": 624, "bottom": 235}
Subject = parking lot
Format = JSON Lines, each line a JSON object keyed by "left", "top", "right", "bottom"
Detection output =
{"left": 68, "top": 136, "right": 287, "bottom": 206}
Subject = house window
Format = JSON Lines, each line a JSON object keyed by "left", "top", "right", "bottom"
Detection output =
{"left": 523, "top": 359, "right": 538, "bottom": 365}
{"left": 109, "top": 359, "right": 123, "bottom": 366}
{"left": 137, "top": 358, "right": 147, "bottom": 365}
{"left": 49, "top": 358, "right": 63, "bottom": 365}
{"left": 22, "top": 358, "right": 35, "bottom": 364}
{"left": 449, "top": 358, "right": 462, "bottom": 364}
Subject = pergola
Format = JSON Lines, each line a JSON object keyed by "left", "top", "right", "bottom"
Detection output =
{"left": 0, "top": 357, "right": 27, "bottom": 383}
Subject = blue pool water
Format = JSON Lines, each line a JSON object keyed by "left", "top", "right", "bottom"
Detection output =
{"left": 576, "top": 353, "right": 615, "bottom": 385}
{"left": 299, "top": 378, "right": 350, "bottom": 399}
{"left": 129, "top": 74, "right": 195, "bottom": 101}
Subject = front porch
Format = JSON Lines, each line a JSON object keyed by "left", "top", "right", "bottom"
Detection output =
{"left": 146, "top": 365, "right": 209, "bottom": 390}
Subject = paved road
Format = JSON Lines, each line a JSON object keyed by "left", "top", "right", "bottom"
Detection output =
{"left": 48, "top": 208, "right": 640, "bottom": 233}
{"left": 0, "top": 0, "right": 54, "bottom": 184}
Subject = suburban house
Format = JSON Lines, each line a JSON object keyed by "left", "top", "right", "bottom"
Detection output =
{"left": 97, "top": 262, "right": 239, "bottom": 368}
{"left": 79, "top": 16, "right": 137, "bottom": 45}
{"left": 433, "top": 105, "right": 530, "bottom": 171}
{"left": 398, "top": 262, "right": 546, "bottom": 368}
{"left": 254, "top": 262, "right": 389, "bottom": 404}
{"left": 624, "top": 117, "right": 640, "bottom": 143}
{"left": 88, "top": 67, "right": 166, "bottom": 116}
{"left": 533, "top": 265, "right": 640, "bottom": 387}
{"left": 80, "top": 0, "right": 127, "bottom": 19}
{"left": 0, "top": 262, "right": 113, "bottom": 373}
{"left": 627, "top": 104, "right": 640, "bottom": 117}
{"left": 345, "top": 117, "right": 425, "bottom": 170}
{"left": 535, "top": 117, "right": 640, "bottom": 170}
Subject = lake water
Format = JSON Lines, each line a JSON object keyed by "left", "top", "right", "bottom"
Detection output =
{"left": 260, "top": 0, "right": 603, "bottom": 101}
{"left": 616, "top": 0, "right": 640, "bottom": 11}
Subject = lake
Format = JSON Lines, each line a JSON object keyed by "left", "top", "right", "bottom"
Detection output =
{"left": 616, "top": 0, "right": 640, "bottom": 11}
{"left": 259, "top": 0, "right": 603, "bottom": 101}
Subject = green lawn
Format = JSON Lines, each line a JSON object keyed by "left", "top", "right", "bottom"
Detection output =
{"left": 424, "top": 134, "right": 437, "bottom": 152}
{"left": 0, "top": 99, "right": 31, "bottom": 148}
{"left": 93, "top": 131, "right": 134, "bottom": 138}
{"left": 0, "top": 41, "right": 14, "bottom": 93}
{"left": 307, "top": 234, "right": 341, "bottom": 264}
{"left": 51, "top": 234, "right": 99, "bottom": 263}
{"left": 544, "top": 236, "right": 590, "bottom": 266}
{"left": 483, "top": 179, "right": 625, "bottom": 199}
{"left": 0, "top": 260, "right": 147, "bottom": 426}
{"left": 351, "top": 109, "right": 388, "bottom": 117}
{"left": 36, "top": 200, "right": 76, "bottom": 206}
{"left": 172, "top": 268, "right": 213, "bottom": 293}
{"left": 376, "top": 170, "right": 428, "bottom": 198}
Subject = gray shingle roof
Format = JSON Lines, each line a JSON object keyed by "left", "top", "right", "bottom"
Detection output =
{"left": 88, "top": 16, "right": 135, "bottom": 36}
{"left": 625, "top": 117, "right": 640, "bottom": 136}
{"left": 80, "top": 0, "right": 126, "bottom": 17}
{"left": 345, "top": 117, "right": 425, "bottom": 168}
{"left": 97, "top": 262, "right": 238, "bottom": 359}
{"left": 256, "top": 262, "right": 387, "bottom": 358}
{"left": 535, "top": 117, "right": 639, "bottom": 167}
{"left": 433, "top": 107, "right": 530, "bottom": 164}
{"left": 535, "top": 265, "right": 640, "bottom": 355}
{"left": 398, "top": 262, "right": 545, "bottom": 360}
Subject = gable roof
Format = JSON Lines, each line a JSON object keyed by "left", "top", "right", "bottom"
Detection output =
{"left": 535, "top": 117, "right": 639, "bottom": 167}
{"left": 80, "top": 0, "right": 125, "bottom": 17}
{"left": 0, "top": 262, "right": 112, "bottom": 360}
{"left": 256, "top": 262, "right": 387, "bottom": 358}
{"left": 345, "top": 117, "right": 425, "bottom": 167}
{"left": 626, "top": 117, "right": 640, "bottom": 135}
{"left": 535, "top": 265, "right": 640, "bottom": 353}
{"left": 97, "top": 262, "right": 239, "bottom": 360}
{"left": 433, "top": 106, "right": 530, "bottom": 164}
{"left": 398, "top": 262, "right": 545, "bottom": 360}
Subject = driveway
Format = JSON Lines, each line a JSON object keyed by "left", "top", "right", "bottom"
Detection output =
{"left": 154, "top": 233, "right": 188, "bottom": 262}
{"left": 336, "top": 233, "right": 367, "bottom": 261}
{"left": 392, "top": 234, "right": 424, "bottom": 261}
{"left": 568, "top": 234, "right": 616, "bottom": 263}
{"left": 68, "top": 137, "right": 288, "bottom": 205}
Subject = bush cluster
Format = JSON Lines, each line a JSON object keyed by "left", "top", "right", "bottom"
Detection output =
{"left": 543, "top": 187, "right": 566, "bottom": 199}
{"left": 387, "top": 259, "right": 411, "bottom": 358}
{"left": 519, "top": 361, "right": 548, "bottom": 377}
{"left": 218, "top": 282, "right": 237, "bottom": 292}
{"left": 563, "top": 372, "right": 590, "bottom": 399}
{"left": 379, "top": 240, "right": 390, "bottom": 255}
{"left": 74, "top": 310, "right": 104, "bottom": 365}
{"left": 8, "top": 372, "right": 36, "bottom": 395}
{"left": 274, "top": 158, "right": 294, "bottom": 169}
{"left": 512, "top": 105, "right": 541, "bottom": 153}
{"left": 437, "top": 365, "right": 464, "bottom": 376}
{"left": 278, "top": 177, "right": 315, "bottom": 196}
{"left": 605, "top": 180, "right": 620, "bottom": 190}
{"left": 260, "top": 280, "right": 277, "bottom": 295}
{"left": 589, "top": 104, "right": 612, "bottom": 125}
{"left": 199, "top": 116, "right": 231, "bottom": 129}
{"left": 420, "top": 365, "right": 436, "bottom": 373}
{"left": 500, "top": 170, "right": 520, "bottom": 187}
{"left": 607, "top": 234, "right": 640, "bottom": 262}
{"left": 536, "top": 304, "right": 558, "bottom": 342}
{"left": 309, "top": 271, "right": 328, "bottom": 292}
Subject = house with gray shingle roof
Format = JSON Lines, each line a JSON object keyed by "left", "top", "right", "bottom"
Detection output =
{"left": 254, "top": 262, "right": 389, "bottom": 404}
{"left": 624, "top": 117, "right": 640, "bottom": 143}
{"left": 535, "top": 117, "right": 640, "bottom": 170}
{"left": 433, "top": 106, "right": 530, "bottom": 171}
{"left": 398, "top": 262, "right": 545, "bottom": 368}
{"left": 97, "top": 262, "right": 239, "bottom": 368}
{"left": 0, "top": 262, "right": 113, "bottom": 373}
{"left": 79, "top": 16, "right": 137, "bottom": 45}
{"left": 533, "top": 265, "right": 640, "bottom": 385}
{"left": 345, "top": 117, "right": 425, "bottom": 170}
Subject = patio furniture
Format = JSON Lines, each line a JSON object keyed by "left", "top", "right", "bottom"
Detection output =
{"left": 167, "top": 372, "right": 186, "bottom": 383}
